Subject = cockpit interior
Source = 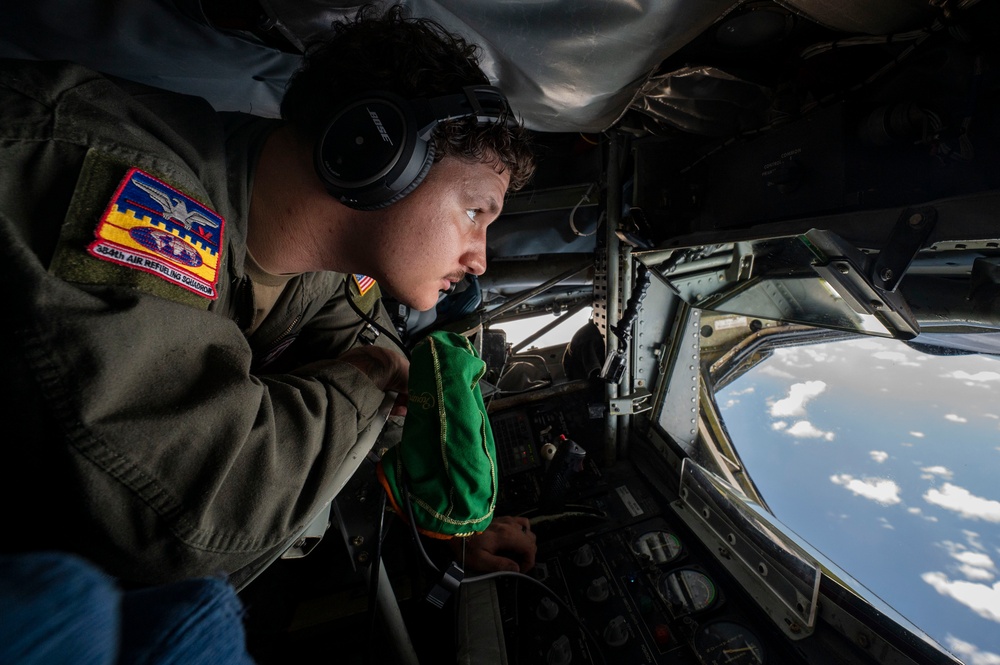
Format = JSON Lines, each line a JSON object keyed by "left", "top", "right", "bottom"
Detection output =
{"left": 4, "top": 1, "right": 999, "bottom": 663}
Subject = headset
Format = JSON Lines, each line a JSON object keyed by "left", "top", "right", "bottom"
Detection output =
{"left": 314, "top": 85, "right": 511, "bottom": 210}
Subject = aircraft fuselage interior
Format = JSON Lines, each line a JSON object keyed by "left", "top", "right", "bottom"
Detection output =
{"left": 4, "top": 1, "right": 999, "bottom": 663}
{"left": 238, "top": 1, "right": 999, "bottom": 663}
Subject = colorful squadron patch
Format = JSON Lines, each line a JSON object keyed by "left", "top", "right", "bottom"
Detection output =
{"left": 354, "top": 273, "right": 376, "bottom": 297}
{"left": 88, "top": 168, "right": 225, "bottom": 299}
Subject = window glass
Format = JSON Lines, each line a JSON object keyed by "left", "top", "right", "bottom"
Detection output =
{"left": 711, "top": 318, "right": 1000, "bottom": 664}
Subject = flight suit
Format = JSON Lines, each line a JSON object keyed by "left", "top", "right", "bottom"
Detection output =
{"left": 0, "top": 58, "right": 397, "bottom": 586}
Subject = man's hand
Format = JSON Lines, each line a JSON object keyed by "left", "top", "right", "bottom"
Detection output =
{"left": 338, "top": 346, "right": 409, "bottom": 416}
{"left": 450, "top": 516, "right": 536, "bottom": 573}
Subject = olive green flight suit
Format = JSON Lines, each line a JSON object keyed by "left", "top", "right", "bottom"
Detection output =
{"left": 0, "top": 59, "right": 397, "bottom": 586}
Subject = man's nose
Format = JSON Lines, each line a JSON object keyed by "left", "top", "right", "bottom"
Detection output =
{"left": 463, "top": 236, "right": 487, "bottom": 276}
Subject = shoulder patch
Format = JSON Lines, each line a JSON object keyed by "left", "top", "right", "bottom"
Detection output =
{"left": 349, "top": 273, "right": 382, "bottom": 314}
{"left": 87, "top": 168, "right": 226, "bottom": 299}
{"left": 353, "top": 274, "right": 376, "bottom": 297}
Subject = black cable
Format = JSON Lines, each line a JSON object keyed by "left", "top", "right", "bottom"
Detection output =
{"left": 344, "top": 279, "right": 411, "bottom": 360}
{"left": 400, "top": 470, "right": 441, "bottom": 575}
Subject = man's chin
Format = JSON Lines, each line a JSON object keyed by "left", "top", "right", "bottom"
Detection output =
{"left": 379, "top": 280, "right": 447, "bottom": 312}
{"left": 395, "top": 290, "right": 441, "bottom": 313}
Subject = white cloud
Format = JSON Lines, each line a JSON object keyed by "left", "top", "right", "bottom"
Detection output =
{"left": 771, "top": 421, "right": 787, "bottom": 431}
{"left": 831, "top": 474, "right": 902, "bottom": 505}
{"left": 946, "top": 636, "right": 1000, "bottom": 665}
{"left": 956, "top": 551, "right": 996, "bottom": 570}
{"left": 758, "top": 365, "right": 794, "bottom": 379}
{"left": 921, "top": 465, "right": 953, "bottom": 480}
{"left": 922, "top": 573, "right": 1000, "bottom": 623}
{"left": 730, "top": 387, "right": 755, "bottom": 396}
{"left": 772, "top": 347, "right": 823, "bottom": 368}
{"left": 964, "top": 531, "right": 986, "bottom": 550}
{"left": 944, "top": 370, "right": 1000, "bottom": 383}
{"left": 846, "top": 339, "right": 887, "bottom": 351}
{"left": 961, "top": 565, "right": 997, "bottom": 582}
{"left": 910, "top": 431, "right": 925, "bottom": 438}
{"left": 908, "top": 506, "right": 940, "bottom": 522}
{"left": 873, "top": 351, "right": 921, "bottom": 366}
{"left": 803, "top": 348, "right": 833, "bottom": 363}
{"left": 878, "top": 516, "right": 895, "bottom": 530}
{"left": 770, "top": 381, "right": 826, "bottom": 417}
{"left": 786, "top": 420, "right": 835, "bottom": 441}
{"left": 924, "top": 484, "right": 1000, "bottom": 523}
{"left": 870, "top": 450, "right": 889, "bottom": 463}
{"left": 947, "top": 547, "right": 997, "bottom": 582}
{"left": 946, "top": 414, "right": 969, "bottom": 423}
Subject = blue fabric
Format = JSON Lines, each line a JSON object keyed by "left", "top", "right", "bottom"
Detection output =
{"left": 0, "top": 552, "right": 255, "bottom": 664}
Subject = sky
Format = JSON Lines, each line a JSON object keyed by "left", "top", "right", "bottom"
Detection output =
{"left": 716, "top": 336, "right": 1000, "bottom": 665}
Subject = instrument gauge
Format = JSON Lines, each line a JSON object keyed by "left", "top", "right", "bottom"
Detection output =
{"left": 658, "top": 569, "right": 718, "bottom": 615}
{"left": 693, "top": 620, "right": 765, "bottom": 665}
{"left": 631, "top": 530, "right": 682, "bottom": 565}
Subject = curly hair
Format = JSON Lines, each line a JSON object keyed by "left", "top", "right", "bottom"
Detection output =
{"left": 281, "top": 4, "right": 534, "bottom": 191}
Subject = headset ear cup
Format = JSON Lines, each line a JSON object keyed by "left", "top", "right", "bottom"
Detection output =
{"left": 354, "top": 142, "right": 436, "bottom": 210}
{"left": 315, "top": 86, "right": 509, "bottom": 209}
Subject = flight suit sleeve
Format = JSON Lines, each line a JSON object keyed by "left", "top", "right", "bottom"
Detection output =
{"left": 5, "top": 246, "right": 391, "bottom": 584}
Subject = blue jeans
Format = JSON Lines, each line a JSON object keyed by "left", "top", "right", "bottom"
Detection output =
{"left": 0, "top": 551, "right": 255, "bottom": 664}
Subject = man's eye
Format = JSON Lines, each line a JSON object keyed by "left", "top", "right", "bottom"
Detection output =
{"left": 466, "top": 209, "right": 478, "bottom": 222}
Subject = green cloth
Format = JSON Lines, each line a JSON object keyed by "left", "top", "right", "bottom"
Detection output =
{"left": 378, "top": 331, "right": 497, "bottom": 539}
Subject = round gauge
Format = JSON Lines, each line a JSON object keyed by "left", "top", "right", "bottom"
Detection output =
{"left": 692, "top": 620, "right": 765, "bottom": 665}
{"left": 631, "top": 530, "right": 682, "bottom": 565}
{"left": 658, "top": 569, "right": 717, "bottom": 615}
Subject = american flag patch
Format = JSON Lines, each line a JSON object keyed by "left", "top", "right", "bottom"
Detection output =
{"left": 354, "top": 273, "right": 376, "bottom": 296}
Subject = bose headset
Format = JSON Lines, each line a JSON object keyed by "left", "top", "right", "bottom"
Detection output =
{"left": 314, "top": 85, "right": 512, "bottom": 210}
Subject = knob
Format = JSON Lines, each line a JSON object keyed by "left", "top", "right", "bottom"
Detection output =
{"left": 603, "top": 615, "right": 629, "bottom": 647}
{"left": 586, "top": 576, "right": 610, "bottom": 602}
{"left": 536, "top": 596, "right": 560, "bottom": 621}
{"left": 547, "top": 635, "right": 573, "bottom": 665}
{"left": 572, "top": 544, "right": 594, "bottom": 567}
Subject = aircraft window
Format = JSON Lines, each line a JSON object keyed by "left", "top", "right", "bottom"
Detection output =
{"left": 704, "top": 313, "right": 1000, "bottom": 664}
{"left": 491, "top": 307, "right": 593, "bottom": 350}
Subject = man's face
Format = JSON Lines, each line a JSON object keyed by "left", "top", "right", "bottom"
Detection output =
{"left": 366, "top": 155, "right": 510, "bottom": 311}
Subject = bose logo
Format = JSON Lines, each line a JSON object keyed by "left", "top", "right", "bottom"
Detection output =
{"left": 367, "top": 109, "right": 393, "bottom": 146}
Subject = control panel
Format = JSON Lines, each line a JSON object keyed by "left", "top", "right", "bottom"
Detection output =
{"left": 489, "top": 387, "right": 798, "bottom": 665}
